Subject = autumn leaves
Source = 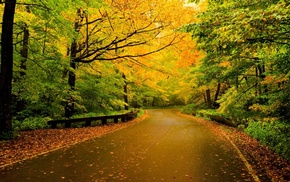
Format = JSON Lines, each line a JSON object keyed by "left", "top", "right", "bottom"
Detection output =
{"left": 0, "top": 0, "right": 200, "bottom": 131}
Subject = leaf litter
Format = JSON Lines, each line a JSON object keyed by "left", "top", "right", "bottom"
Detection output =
{"left": 0, "top": 114, "right": 147, "bottom": 169}
{"left": 192, "top": 116, "right": 290, "bottom": 182}
{"left": 1, "top": 113, "right": 289, "bottom": 181}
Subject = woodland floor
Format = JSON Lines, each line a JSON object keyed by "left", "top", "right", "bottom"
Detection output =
{"left": 0, "top": 112, "right": 289, "bottom": 182}
{"left": 189, "top": 115, "right": 290, "bottom": 182}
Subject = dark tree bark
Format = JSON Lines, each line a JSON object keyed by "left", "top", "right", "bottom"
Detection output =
{"left": 255, "top": 65, "right": 266, "bottom": 96}
{"left": 257, "top": 64, "right": 267, "bottom": 93}
{"left": 255, "top": 67, "right": 259, "bottom": 96}
{"left": 205, "top": 89, "right": 212, "bottom": 108}
{"left": 16, "top": 24, "right": 29, "bottom": 112}
{"left": 214, "top": 83, "right": 221, "bottom": 102}
{"left": 123, "top": 73, "right": 129, "bottom": 110}
{"left": 213, "top": 83, "right": 221, "bottom": 108}
{"left": 203, "top": 93, "right": 206, "bottom": 103}
{"left": 64, "top": 42, "right": 77, "bottom": 118}
{"left": 64, "top": 8, "right": 84, "bottom": 118}
{"left": 0, "top": 0, "right": 17, "bottom": 131}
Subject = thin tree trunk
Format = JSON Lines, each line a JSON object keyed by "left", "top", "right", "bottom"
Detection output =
{"left": 255, "top": 67, "right": 259, "bottom": 96}
{"left": 123, "top": 73, "right": 129, "bottom": 110}
{"left": 258, "top": 64, "right": 267, "bottom": 93}
{"left": 203, "top": 93, "right": 206, "bottom": 103}
{"left": 205, "top": 89, "right": 211, "bottom": 108}
{"left": 214, "top": 83, "right": 221, "bottom": 102}
{"left": 16, "top": 24, "right": 29, "bottom": 112}
{"left": 65, "top": 42, "right": 77, "bottom": 118}
{"left": 0, "top": 0, "right": 16, "bottom": 131}
{"left": 257, "top": 65, "right": 262, "bottom": 95}
{"left": 64, "top": 8, "right": 85, "bottom": 118}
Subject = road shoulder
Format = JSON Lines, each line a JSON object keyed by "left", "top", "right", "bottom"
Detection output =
{"left": 179, "top": 112, "right": 290, "bottom": 182}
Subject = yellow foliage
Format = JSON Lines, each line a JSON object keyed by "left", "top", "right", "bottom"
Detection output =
{"left": 261, "top": 75, "right": 289, "bottom": 85}
{"left": 249, "top": 102, "right": 281, "bottom": 115}
{"left": 218, "top": 61, "right": 231, "bottom": 67}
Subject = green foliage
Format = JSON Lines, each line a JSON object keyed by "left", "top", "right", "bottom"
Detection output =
{"left": 245, "top": 120, "right": 290, "bottom": 161}
{"left": 13, "top": 117, "right": 51, "bottom": 131}
{"left": 137, "top": 109, "right": 144, "bottom": 117}
{"left": 0, "top": 131, "right": 20, "bottom": 140}
{"left": 217, "top": 87, "right": 256, "bottom": 125}
{"left": 76, "top": 63, "right": 126, "bottom": 114}
{"left": 72, "top": 112, "right": 102, "bottom": 118}
{"left": 185, "top": 0, "right": 290, "bottom": 124}
{"left": 198, "top": 109, "right": 219, "bottom": 116}
{"left": 180, "top": 103, "right": 196, "bottom": 114}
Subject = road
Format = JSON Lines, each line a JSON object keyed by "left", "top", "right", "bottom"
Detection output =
{"left": 1, "top": 109, "right": 255, "bottom": 181}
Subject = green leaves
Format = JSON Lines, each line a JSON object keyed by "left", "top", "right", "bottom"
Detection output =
{"left": 245, "top": 120, "right": 290, "bottom": 161}
{"left": 187, "top": 0, "right": 290, "bottom": 120}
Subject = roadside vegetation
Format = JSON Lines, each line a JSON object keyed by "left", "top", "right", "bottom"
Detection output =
{"left": 181, "top": 105, "right": 290, "bottom": 162}
{"left": 179, "top": 0, "right": 290, "bottom": 162}
{"left": 0, "top": 0, "right": 196, "bottom": 138}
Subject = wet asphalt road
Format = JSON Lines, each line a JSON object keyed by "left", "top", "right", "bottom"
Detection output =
{"left": 1, "top": 109, "right": 255, "bottom": 181}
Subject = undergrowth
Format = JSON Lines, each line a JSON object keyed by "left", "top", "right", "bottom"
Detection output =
{"left": 0, "top": 131, "right": 20, "bottom": 140}
{"left": 181, "top": 104, "right": 290, "bottom": 161}
{"left": 13, "top": 117, "right": 51, "bottom": 131}
{"left": 245, "top": 120, "right": 290, "bottom": 161}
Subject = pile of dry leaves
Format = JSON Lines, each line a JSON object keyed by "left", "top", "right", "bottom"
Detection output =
{"left": 193, "top": 117, "right": 290, "bottom": 182}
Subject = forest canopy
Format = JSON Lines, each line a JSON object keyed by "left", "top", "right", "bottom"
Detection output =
{"left": 0, "top": 0, "right": 199, "bottom": 131}
{"left": 182, "top": 0, "right": 290, "bottom": 160}
{"left": 184, "top": 0, "right": 290, "bottom": 122}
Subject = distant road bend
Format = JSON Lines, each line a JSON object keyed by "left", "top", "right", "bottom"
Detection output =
{"left": 1, "top": 109, "right": 258, "bottom": 181}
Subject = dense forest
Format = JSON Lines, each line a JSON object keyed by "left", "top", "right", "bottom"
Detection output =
{"left": 182, "top": 0, "right": 290, "bottom": 161}
{"left": 0, "top": 1, "right": 289, "bottom": 160}
{"left": 0, "top": 0, "right": 197, "bottom": 131}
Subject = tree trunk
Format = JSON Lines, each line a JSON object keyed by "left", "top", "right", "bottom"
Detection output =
{"left": 16, "top": 24, "right": 29, "bottom": 112}
{"left": 214, "top": 83, "right": 221, "bottom": 101}
{"left": 64, "top": 8, "right": 85, "bottom": 118}
{"left": 123, "top": 73, "right": 129, "bottom": 110}
{"left": 257, "top": 64, "right": 267, "bottom": 93}
{"left": 255, "top": 67, "right": 259, "bottom": 96}
{"left": 0, "top": 0, "right": 16, "bottom": 131}
{"left": 205, "top": 89, "right": 211, "bottom": 108}
{"left": 213, "top": 83, "right": 221, "bottom": 108}
{"left": 203, "top": 93, "right": 206, "bottom": 103}
{"left": 65, "top": 42, "right": 77, "bottom": 118}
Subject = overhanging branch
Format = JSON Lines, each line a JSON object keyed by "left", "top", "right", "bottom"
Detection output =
{"left": 76, "top": 34, "right": 183, "bottom": 63}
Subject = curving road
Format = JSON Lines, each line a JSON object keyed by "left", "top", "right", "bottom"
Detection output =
{"left": 1, "top": 109, "right": 256, "bottom": 181}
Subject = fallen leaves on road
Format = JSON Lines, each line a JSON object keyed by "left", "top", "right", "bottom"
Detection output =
{"left": 192, "top": 116, "right": 290, "bottom": 182}
{"left": 0, "top": 114, "right": 147, "bottom": 169}
{"left": 1, "top": 112, "right": 289, "bottom": 182}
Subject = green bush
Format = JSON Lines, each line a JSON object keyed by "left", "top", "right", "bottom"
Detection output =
{"left": 72, "top": 112, "right": 101, "bottom": 118}
{"left": 198, "top": 109, "right": 220, "bottom": 116}
{"left": 245, "top": 120, "right": 290, "bottom": 161}
{"left": 13, "top": 117, "right": 51, "bottom": 131}
{"left": 0, "top": 131, "right": 20, "bottom": 140}
{"left": 137, "top": 109, "right": 144, "bottom": 117}
{"left": 180, "top": 104, "right": 196, "bottom": 114}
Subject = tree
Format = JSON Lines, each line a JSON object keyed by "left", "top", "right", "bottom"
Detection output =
{"left": 63, "top": 0, "right": 196, "bottom": 117}
{"left": 0, "top": 0, "right": 17, "bottom": 131}
{"left": 15, "top": 6, "right": 30, "bottom": 114}
{"left": 65, "top": 8, "right": 86, "bottom": 118}
{"left": 187, "top": 0, "right": 290, "bottom": 122}
{"left": 0, "top": 0, "right": 198, "bottom": 130}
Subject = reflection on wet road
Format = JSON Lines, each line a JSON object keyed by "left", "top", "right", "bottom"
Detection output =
{"left": 1, "top": 109, "right": 255, "bottom": 181}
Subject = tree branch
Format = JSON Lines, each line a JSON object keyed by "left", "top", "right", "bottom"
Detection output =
{"left": 77, "top": 34, "right": 183, "bottom": 63}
